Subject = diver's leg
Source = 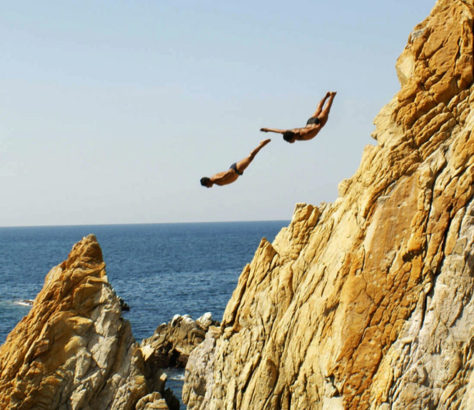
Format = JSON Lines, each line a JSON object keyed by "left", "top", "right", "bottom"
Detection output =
{"left": 319, "top": 92, "right": 336, "bottom": 120}
{"left": 235, "top": 139, "right": 271, "bottom": 172}
{"left": 311, "top": 92, "right": 331, "bottom": 117}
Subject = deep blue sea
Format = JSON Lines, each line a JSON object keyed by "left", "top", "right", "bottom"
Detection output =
{"left": 0, "top": 221, "right": 287, "bottom": 405}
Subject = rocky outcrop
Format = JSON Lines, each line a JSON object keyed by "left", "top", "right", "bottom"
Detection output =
{"left": 0, "top": 235, "right": 176, "bottom": 410}
{"left": 182, "top": 327, "right": 220, "bottom": 408}
{"left": 141, "top": 313, "right": 218, "bottom": 370}
{"left": 183, "top": 0, "right": 474, "bottom": 409}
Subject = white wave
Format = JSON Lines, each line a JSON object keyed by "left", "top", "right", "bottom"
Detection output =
{"left": 13, "top": 299, "right": 34, "bottom": 307}
{"left": 164, "top": 368, "right": 185, "bottom": 381}
{"left": 169, "top": 373, "right": 185, "bottom": 381}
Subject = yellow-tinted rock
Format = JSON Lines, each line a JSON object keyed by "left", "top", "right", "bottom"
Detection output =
{"left": 184, "top": 0, "right": 474, "bottom": 408}
{"left": 0, "top": 235, "right": 172, "bottom": 410}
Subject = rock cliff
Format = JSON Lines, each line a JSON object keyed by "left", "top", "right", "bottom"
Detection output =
{"left": 0, "top": 235, "right": 176, "bottom": 410}
{"left": 183, "top": 0, "right": 474, "bottom": 409}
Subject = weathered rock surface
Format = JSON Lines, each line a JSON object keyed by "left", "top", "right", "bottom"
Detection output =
{"left": 183, "top": 0, "right": 474, "bottom": 409}
{"left": 141, "top": 313, "right": 218, "bottom": 370}
{"left": 0, "top": 235, "right": 176, "bottom": 410}
{"left": 182, "top": 327, "right": 219, "bottom": 408}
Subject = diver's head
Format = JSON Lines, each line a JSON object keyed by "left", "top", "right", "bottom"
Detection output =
{"left": 200, "top": 177, "right": 213, "bottom": 188}
{"left": 283, "top": 131, "right": 296, "bottom": 143}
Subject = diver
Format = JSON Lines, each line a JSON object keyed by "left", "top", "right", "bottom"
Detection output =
{"left": 260, "top": 91, "right": 336, "bottom": 143}
{"left": 200, "top": 139, "right": 271, "bottom": 188}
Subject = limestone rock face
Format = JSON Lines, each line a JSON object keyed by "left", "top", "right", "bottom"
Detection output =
{"left": 183, "top": 0, "right": 474, "bottom": 409}
{"left": 182, "top": 326, "right": 220, "bottom": 409}
{"left": 0, "top": 235, "right": 172, "bottom": 410}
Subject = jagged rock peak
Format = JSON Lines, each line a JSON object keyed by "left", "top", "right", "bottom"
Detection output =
{"left": 183, "top": 1, "right": 474, "bottom": 409}
{"left": 0, "top": 235, "right": 174, "bottom": 410}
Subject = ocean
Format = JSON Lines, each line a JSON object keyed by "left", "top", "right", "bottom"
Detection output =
{"left": 0, "top": 221, "right": 287, "bottom": 405}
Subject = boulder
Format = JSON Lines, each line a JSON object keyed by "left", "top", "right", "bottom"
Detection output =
{"left": 141, "top": 313, "right": 219, "bottom": 370}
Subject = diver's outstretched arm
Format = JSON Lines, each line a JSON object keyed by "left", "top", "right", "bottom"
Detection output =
{"left": 260, "top": 127, "right": 287, "bottom": 134}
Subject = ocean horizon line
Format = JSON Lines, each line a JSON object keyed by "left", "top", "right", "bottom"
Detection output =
{"left": 0, "top": 219, "right": 290, "bottom": 230}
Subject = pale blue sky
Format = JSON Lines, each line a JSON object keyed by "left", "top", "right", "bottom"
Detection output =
{"left": 1, "top": 0, "right": 435, "bottom": 226}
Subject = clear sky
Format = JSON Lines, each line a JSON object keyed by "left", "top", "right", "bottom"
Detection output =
{"left": 1, "top": 0, "right": 436, "bottom": 227}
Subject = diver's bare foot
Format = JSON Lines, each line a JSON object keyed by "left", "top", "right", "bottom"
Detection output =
{"left": 260, "top": 128, "right": 269, "bottom": 132}
{"left": 260, "top": 138, "right": 271, "bottom": 146}
{"left": 330, "top": 91, "right": 337, "bottom": 96}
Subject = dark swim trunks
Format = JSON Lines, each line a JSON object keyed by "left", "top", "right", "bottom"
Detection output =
{"left": 230, "top": 162, "right": 243, "bottom": 175}
{"left": 306, "top": 116, "right": 321, "bottom": 125}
